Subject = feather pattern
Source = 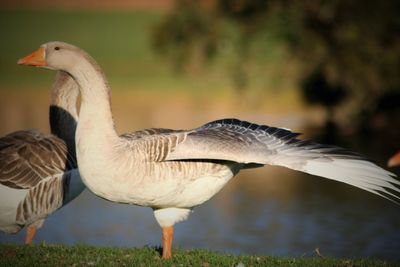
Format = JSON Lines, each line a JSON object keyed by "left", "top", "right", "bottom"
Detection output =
{"left": 0, "top": 71, "right": 84, "bottom": 237}
{"left": 167, "top": 118, "right": 363, "bottom": 163}
{"left": 0, "top": 129, "right": 76, "bottom": 189}
{"left": 16, "top": 172, "right": 65, "bottom": 225}
{"left": 161, "top": 118, "right": 398, "bottom": 202}
{"left": 99, "top": 117, "right": 399, "bottom": 208}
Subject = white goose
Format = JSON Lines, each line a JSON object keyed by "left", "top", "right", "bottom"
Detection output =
{"left": 18, "top": 41, "right": 399, "bottom": 259}
{"left": 0, "top": 70, "right": 84, "bottom": 244}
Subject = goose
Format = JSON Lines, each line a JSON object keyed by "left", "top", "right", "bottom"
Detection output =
{"left": 388, "top": 151, "right": 400, "bottom": 167}
{"left": 0, "top": 70, "right": 85, "bottom": 244}
{"left": 18, "top": 41, "right": 399, "bottom": 259}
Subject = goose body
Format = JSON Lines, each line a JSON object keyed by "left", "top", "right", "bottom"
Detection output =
{"left": 18, "top": 42, "right": 400, "bottom": 258}
{"left": 0, "top": 71, "right": 85, "bottom": 243}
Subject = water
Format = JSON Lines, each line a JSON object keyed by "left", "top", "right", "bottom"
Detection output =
{"left": 1, "top": 164, "right": 399, "bottom": 260}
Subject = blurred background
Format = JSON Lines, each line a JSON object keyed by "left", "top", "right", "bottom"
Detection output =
{"left": 0, "top": 0, "right": 399, "bottom": 260}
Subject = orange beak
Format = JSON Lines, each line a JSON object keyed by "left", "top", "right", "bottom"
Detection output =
{"left": 17, "top": 47, "right": 46, "bottom": 66}
{"left": 388, "top": 151, "right": 400, "bottom": 167}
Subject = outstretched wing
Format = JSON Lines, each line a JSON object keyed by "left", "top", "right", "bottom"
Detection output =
{"left": 0, "top": 129, "right": 76, "bottom": 189}
{"left": 120, "top": 128, "right": 183, "bottom": 140}
{"left": 164, "top": 118, "right": 399, "bottom": 202}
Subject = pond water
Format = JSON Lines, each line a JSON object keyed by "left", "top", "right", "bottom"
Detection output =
{"left": 1, "top": 157, "right": 399, "bottom": 260}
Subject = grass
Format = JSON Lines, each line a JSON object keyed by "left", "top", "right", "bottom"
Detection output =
{"left": 0, "top": 9, "right": 234, "bottom": 91}
{"left": 0, "top": 244, "right": 398, "bottom": 267}
{"left": 0, "top": 9, "right": 171, "bottom": 89}
{"left": 0, "top": 9, "right": 295, "bottom": 94}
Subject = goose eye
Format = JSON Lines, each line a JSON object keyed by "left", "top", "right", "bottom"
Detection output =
{"left": 54, "top": 47, "right": 60, "bottom": 51}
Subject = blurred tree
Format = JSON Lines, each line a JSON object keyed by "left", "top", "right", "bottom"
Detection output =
{"left": 301, "top": 67, "right": 347, "bottom": 142}
{"left": 152, "top": 0, "right": 400, "bottom": 134}
{"left": 152, "top": 0, "right": 219, "bottom": 72}
{"left": 301, "top": 67, "right": 347, "bottom": 124}
{"left": 276, "top": 0, "right": 400, "bottom": 135}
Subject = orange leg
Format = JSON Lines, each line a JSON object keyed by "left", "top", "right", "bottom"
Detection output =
{"left": 162, "top": 226, "right": 174, "bottom": 259}
{"left": 25, "top": 226, "right": 36, "bottom": 245}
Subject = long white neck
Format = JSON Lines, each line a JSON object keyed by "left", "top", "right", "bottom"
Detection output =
{"left": 76, "top": 60, "right": 117, "bottom": 137}
{"left": 66, "top": 54, "right": 120, "bottom": 170}
{"left": 50, "top": 71, "right": 79, "bottom": 157}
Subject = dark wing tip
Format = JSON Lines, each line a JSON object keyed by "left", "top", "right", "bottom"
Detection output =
{"left": 199, "top": 118, "right": 300, "bottom": 140}
{"left": 198, "top": 118, "right": 369, "bottom": 161}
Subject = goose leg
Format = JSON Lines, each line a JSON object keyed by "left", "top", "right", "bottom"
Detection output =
{"left": 25, "top": 226, "right": 36, "bottom": 245}
{"left": 162, "top": 226, "right": 174, "bottom": 259}
{"left": 154, "top": 207, "right": 191, "bottom": 259}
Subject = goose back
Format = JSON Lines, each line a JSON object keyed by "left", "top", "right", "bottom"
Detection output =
{"left": 0, "top": 71, "right": 83, "bottom": 235}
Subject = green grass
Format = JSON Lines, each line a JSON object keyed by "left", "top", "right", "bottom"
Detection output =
{"left": 0, "top": 9, "right": 295, "bottom": 96}
{"left": 0, "top": 9, "right": 232, "bottom": 92}
{"left": 0, "top": 244, "right": 398, "bottom": 267}
{"left": 0, "top": 9, "right": 165, "bottom": 88}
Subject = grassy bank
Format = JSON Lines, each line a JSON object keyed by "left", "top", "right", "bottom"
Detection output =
{"left": 0, "top": 244, "right": 398, "bottom": 267}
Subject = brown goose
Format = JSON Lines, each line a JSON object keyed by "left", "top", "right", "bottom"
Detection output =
{"left": 0, "top": 71, "right": 84, "bottom": 244}
{"left": 18, "top": 41, "right": 399, "bottom": 259}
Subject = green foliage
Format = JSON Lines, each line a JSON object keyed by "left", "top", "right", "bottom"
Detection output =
{"left": 152, "top": 0, "right": 279, "bottom": 92}
{"left": 1, "top": 244, "right": 398, "bottom": 267}
{"left": 152, "top": 0, "right": 400, "bottom": 130}
{"left": 276, "top": 1, "right": 400, "bottom": 94}
{"left": 152, "top": 0, "right": 221, "bottom": 73}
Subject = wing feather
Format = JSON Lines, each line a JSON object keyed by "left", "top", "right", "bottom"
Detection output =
{"left": 121, "top": 119, "right": 399, "bottom": 201}
{"left": 163, "top": 118, "right": 399, "bottom": 202}
{"left": 0, "top": 129, "right": 76, "bottom": 189}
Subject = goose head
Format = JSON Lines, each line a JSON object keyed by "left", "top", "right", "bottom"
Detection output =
{"left": 18, "top": 41, "right": 88, "bottom": 72}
